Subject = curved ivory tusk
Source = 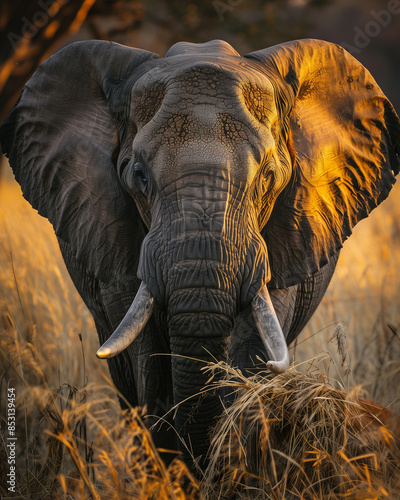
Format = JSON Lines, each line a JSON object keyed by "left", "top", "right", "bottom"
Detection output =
{"left": 96, "top": 282, "right": 155, "bottom": 359}
{"left": 251, "top": 286, "right": 290, "bottom": 374}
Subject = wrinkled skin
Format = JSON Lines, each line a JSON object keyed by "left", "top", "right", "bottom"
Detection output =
{"left": 1, "top": 39, "right": 400, "bottom": 468}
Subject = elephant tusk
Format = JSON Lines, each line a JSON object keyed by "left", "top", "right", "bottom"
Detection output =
{"left": 251, "top": 285, "right": 290, "bottom": 374}
{"left": 96, "top": 282, "right": 155, "bottom": 359}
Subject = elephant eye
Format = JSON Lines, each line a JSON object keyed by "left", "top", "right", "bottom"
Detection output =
{"left": 133, "top": 161, "right": 148, "bottom": 185}
{"left": 122, "top": 160, "right": 149, "bottom": 195}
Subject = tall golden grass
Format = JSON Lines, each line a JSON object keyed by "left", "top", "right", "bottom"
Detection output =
{"left": 1, "top": 161, "right": 399, "bottom": 499}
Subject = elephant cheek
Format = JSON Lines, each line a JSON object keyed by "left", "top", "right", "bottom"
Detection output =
{"left": 240, "top": 233, "right": 271, "bottom": 307}
{"left": 135, "top": 231, "right": 165, "bottom": 305}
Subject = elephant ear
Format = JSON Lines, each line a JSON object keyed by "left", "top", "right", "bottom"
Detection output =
{"left": 246, "top": 39, "right": 400, "bottom": 289}
{"left": 1, "top": 41, "right": 159, "bottom": 291}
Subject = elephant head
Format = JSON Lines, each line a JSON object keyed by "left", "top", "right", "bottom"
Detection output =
{"left": 1, "top": 38, "right": 399, "bottom": 466}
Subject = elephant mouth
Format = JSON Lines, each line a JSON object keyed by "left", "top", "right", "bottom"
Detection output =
{"left": 96, "top": 281, "right": 289, "bottom": 374}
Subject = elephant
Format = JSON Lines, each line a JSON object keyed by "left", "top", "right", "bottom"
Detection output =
{"left": 1, "top": 38, "right": 400, "bottom": 469}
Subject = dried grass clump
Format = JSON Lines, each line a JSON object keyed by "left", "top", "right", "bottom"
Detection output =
{"left": 203, "top": 364, "right": 400, "bottom": 500}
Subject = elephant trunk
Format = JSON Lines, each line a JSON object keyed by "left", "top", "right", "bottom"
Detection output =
{"left": 168, "top": 282, "right": 235, "bottom": 464}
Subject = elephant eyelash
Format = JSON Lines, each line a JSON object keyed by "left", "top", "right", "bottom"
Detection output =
{"left": 121, "top": 159, "right": 149, "bottom": 195}
{"left": 120, "top": 159, "right": 148, "bottom": 192}
{"left": 133, "top": 161, "right": 148, "bottom": 185}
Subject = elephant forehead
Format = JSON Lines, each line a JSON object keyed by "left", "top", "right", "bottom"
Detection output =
{"left": 130, "top": 58, "right": 276, "bottom": 126}
{"left": 134, "top": 55, "right": 264, "bottom": 89}
{"left": 167, "top": 63, "right": 243, "bottom": 97}
{"left": 133, "top": 104, "right": 274, "bottom": 180}
{"left": 151, "top": 108, "right": 271, "bottom": 152}
{"left": 130, "top": 58, "right": 277, "bottom": 182}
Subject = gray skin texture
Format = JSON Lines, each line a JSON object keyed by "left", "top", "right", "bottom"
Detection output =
{"left": 1, "top": 38, "right": 400, "bottom": 468}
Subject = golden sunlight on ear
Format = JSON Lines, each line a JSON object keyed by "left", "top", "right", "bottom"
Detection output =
{"left": 296, "top": 180, "right": 400, "bottom": 407}
{"left": 286, "top": 127, "right": 296, "bottom": 168}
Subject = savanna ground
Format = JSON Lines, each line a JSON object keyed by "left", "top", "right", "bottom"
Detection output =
{"left": 0, "top": 158, "right": 399, "bottom": 499}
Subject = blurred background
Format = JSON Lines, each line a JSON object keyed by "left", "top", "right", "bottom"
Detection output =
{"left": 1, "top": 0, "right": 400, "bottom": 124}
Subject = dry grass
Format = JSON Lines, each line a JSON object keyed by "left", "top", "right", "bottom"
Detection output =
{"left": 203, "top": 363, "right": 400, "bottom": 499}
{"left": 1, "top": 162, "right": 400, "bottom": 499}
{"left": 0, "top": 381, "right": 200, "bottom": 499}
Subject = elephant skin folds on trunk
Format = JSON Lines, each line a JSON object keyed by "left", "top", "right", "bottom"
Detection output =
{"left": 1, "top": 38, "right": 399, "bottom": 468}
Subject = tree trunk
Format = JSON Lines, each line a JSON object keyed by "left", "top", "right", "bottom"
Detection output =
{"left": 0, "top": 0, "right": 97, "bottom": 124}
